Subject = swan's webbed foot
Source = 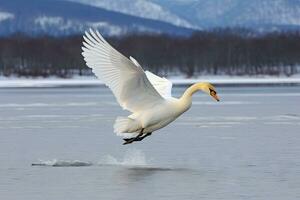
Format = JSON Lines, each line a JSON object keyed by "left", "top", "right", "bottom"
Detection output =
{"left": 123, "top": 138, "right": 137, "bottom": 145}
{"left": 122, "top": 131, "right": 152, "bottom": 145}
{"left": 135, "top": 132, "right": 152, "bottom": 141}
{"left": 123, "top": 129, "right": 144, "bottom": 145}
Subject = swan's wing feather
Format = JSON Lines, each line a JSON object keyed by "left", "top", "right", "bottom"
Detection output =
{"left": 145, "top": 71, "right": 173, "bottom": 98}
{"left": 82, "top": 29, "right": 164, "bottom": 112}
{"left": 129, "top": 56, "right": 141, "bottom": 67}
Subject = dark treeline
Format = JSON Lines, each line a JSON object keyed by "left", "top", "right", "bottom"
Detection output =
{"left": 0, "top": 30, "right": 300, "bottom": 78}
{"left": 0, "top": 34, "right": 87, "bottom": 78}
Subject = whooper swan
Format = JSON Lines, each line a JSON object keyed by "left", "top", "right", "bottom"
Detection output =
{"left": 82, "top": 29, "right": 220, "bottom": 145}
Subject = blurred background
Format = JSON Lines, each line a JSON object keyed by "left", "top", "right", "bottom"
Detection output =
{"left": 0, "top": 0, "right": 300, "bottom": 82}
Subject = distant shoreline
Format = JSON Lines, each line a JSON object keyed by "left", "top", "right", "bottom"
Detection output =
{"left": 1, "top": 76, "right": 300, "bottom": 88}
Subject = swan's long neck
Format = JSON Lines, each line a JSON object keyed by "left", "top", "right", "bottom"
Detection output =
{"left": 181, "top": 83, "right": 206, "bottom": 101}
{"left": 177, "top": 83, "right": 207, "bottom": 111}
{"left": 173, "top": 83, "right": 207, "bottom": 113}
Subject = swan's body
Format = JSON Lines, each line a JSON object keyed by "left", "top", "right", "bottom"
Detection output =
{"left": 122, "top": 97, "right": 189, "bottom": 134}
{"left": 82, "top": 29, "right": 219, "bottom": 144}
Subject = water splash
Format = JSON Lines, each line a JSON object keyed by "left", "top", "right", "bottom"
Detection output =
{"left": 98, "top": 149, "right": 147, "bottom": 166}
{"left": 32, "top": 159, "right": 92, "bottom": 167}
{"left": 31, "top": 149, "right": 147, "bottom": 168}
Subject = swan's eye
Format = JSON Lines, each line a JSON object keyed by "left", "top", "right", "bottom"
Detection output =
{"left": 209, "top": 89, "right": 216, "bottom": 96}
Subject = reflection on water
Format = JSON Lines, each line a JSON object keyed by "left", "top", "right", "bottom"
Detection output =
{"left": 115, "top": 167, "right": 164, "bottom": 183}
{"left": 113, "top": 165, "right": 196, "bottom": 186}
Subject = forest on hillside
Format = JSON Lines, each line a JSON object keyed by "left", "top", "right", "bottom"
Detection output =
{"left": 0, "top": 30, "right": 300, "bottom": 78}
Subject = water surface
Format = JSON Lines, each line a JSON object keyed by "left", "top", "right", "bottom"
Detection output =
{"left": 0, "top": 86, "right": 299, "bottom": 200}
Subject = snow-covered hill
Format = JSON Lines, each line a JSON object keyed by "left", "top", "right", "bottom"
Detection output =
{"left": 1, "top": 0, "right": 300, "bottom": 36}
{"left": 69, "top": 0, "right": 198, "bottom": 29}
{"left": 73, "top": 0, "right": 300, "bottom": 31}
{"left": 0, "top": 0, "right": 194, "bottom": 36}
{"left": 153, "top": 0, "right": 300, "bottom": 30}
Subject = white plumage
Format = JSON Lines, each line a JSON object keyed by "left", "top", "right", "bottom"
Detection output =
{"left": 145, "top": 71, "right": 173, "bottom": 98}
{"left": 82, "top": 30, "right": 163, "bottom": 113}
{"left": 82, "top": 29, "right": 219, "bottom": 144}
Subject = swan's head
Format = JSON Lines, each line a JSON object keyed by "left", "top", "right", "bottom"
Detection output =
{"left": 199, "top": 82, "right": 220, "bottom": 102}
{"left": 183, "top": 82, "right": 220, "bottom": 102}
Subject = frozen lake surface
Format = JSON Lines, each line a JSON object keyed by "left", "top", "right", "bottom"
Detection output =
{"left": 0, "top": 86, "right": 300, "bottom": 200}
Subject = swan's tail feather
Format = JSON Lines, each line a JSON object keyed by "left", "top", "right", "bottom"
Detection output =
{"left": 114, "top": 117, "right": 140, "bottom": 138}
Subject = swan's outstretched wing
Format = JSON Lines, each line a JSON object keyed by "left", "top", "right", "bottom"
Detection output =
{"left": 82, "top": 29, "right": 164, "bottom": 113}
{"left": 145, "top": 71, "right": 173, "bottom": 98}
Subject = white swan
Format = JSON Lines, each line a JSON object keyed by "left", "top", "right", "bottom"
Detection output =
{"left": 82, "top": 29, "right": 220, "bottom": 145}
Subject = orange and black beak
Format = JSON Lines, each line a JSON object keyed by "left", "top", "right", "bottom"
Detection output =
{"left": 210, "top": 90, "right": 220, "bottom": 102}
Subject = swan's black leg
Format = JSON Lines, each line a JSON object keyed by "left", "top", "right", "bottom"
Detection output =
{"left": 137, "top": 132, "right": 152, "bottom": 141}
{"left": 123, "top": 138, "right": 132, "bottom": 142}
{"left": 123, "top": 132, "right": 152, "bottom": 144}
{"left": 123, "top": 128, "right": 144, "bottom": 145}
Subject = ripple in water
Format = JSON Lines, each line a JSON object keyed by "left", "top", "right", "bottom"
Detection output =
{"left": 31, "top": 149, "right": 147, "bottom": 168}
{"left": 31, "top": 149, "right": 190, "bottom": 172}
